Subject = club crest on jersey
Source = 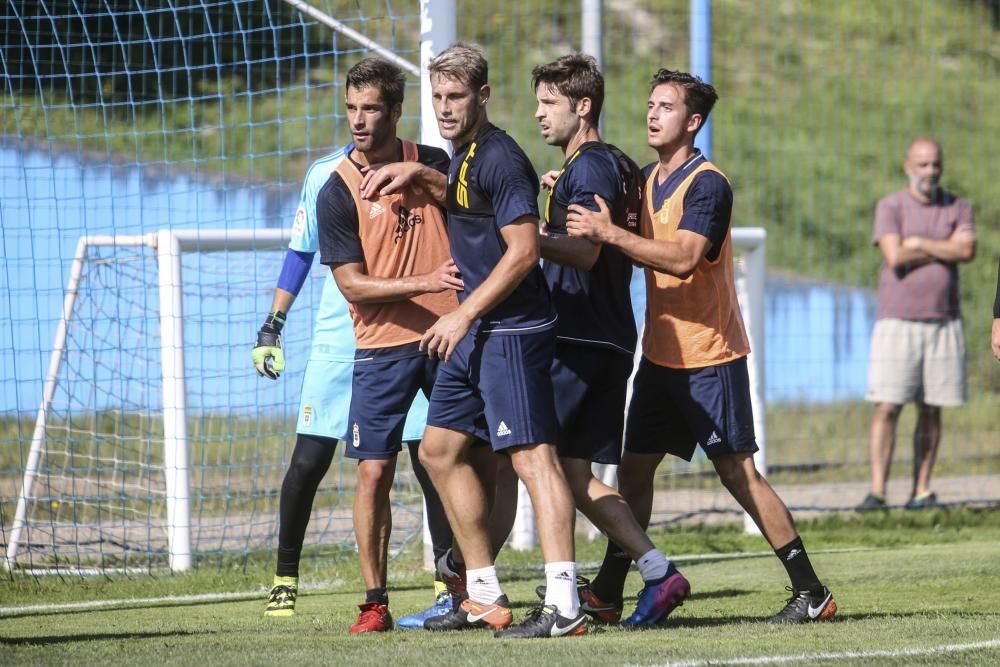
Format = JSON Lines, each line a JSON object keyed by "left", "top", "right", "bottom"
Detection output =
{"left": 394, "top": 204, "right": 423, "bottom": 242}
{"left": 352, "top": 423, "right": 361, "bottom": 448}
{"left": 292, "top": 205, "right": 306, "bottom": 234}
{"left": 302, "top": 405, "right": 313, "bottom": 427}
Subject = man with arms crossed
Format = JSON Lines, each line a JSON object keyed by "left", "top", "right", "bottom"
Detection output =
{"left": 567, "top": 69, "right": 836, "bottom": 623}
{"left": 531, "top": 53, "right": 689, "bottom": 626}
{"left": 858, "top": 138, "right": 975, "bottom": 511}
{"left": 315, "top": 57, "right": 462, "bottom": 633}
{"left": 415, "top": 43, "right": 585, "bottom": 639}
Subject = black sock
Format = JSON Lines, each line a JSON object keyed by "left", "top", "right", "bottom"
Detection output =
{"left": 589, "top": 541, "right": 631, "bottom": 603}
{"left": 775, "top": 536, "right": 822, "bottom": 594}
{"left": 406, "top": 440, "right": 453, "bottom": 565}
{"left": 275, "top": 434, "right": 338, "bottom": 577}
{"left": 366, "top": 587, "right": 389, "bottom": 605}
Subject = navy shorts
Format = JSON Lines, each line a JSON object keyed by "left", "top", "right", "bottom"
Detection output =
{"left": 551, "top": 343, "right": 633, "bottom": 464}
{"left": 427, "top": 329, "right": 559, "bottom": 451}
{"left": 346, "top": 342, "right": 439, "bottom": 460}
{"left": 625, "top": 355, "right": 758, "bottom": 461}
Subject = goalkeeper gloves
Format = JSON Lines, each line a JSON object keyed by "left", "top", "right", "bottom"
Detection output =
{"left": 253, "top": 310, "right": 286, "bottom": 380}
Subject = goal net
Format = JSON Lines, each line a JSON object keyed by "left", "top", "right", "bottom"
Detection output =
{"left": 3, "top": 231, "right": 428, "bottom": 574}
{"left": 1, "top": 0, "right": 429, "bottom": 575}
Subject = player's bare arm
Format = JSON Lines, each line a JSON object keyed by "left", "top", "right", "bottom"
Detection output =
{"left": 360, "top": 162, "right": 447, "bottom": 205}
{"left": 421, "top": 217, "right": 540, "bottom": 362}
{"left": 333, "top": 259, "right": 463, "bottom": 305}
{"left": 900, "top": 227, "right": 976, "bottom": 264}
{"left": 538, "top": 170, "right": 600, "bottom": 270}
{"left": 267, "top": 287, "right": 296, "bottom": 315}
{"left": 567, "top": 194, "right": 710, "bottom": 279}
{"left": 539, "top": 229, "right": 600, "bottom": 270}
{"left": 993, "top": 318, "right": 1000, "bottom": 361}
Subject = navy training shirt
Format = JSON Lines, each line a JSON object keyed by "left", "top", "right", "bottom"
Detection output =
{"left": 446, "top": 123, "right": 556, "bottom": 334}
{"left": 543, "top": 143, "right": 637, "bottom": 355}
{"left": 644, "top": 150, "right": 732, "bottom": 262}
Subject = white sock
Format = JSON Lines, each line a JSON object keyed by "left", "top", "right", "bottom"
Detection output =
{"left": 465, "top": 565, "right": 503, "bottom": 604}
{"left": 637, "top": 548, "right": 670, "bottom": 582}
{"left": 543, "top": 561, "right": 580, "bottom": 618}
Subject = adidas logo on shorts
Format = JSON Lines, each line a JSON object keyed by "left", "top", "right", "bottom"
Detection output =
{"left": 369, "top": 202, "right": 384, "bottom": 219}
{"left": 496, "top": 421, "right": 511, "bottom": 437}
{"left": 706, "top": 431, "right": 722, "bottom": 447}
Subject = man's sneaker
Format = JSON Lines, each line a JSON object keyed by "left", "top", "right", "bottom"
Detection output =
{"left": 768, "top": 586, "right": 837, "bottom": 623}
{"left": 436, "top": 549, "right": 467, "bottom": 599}
{"left": 905, "top": 491, "right": 938, "bottom": 510}
{"left": 535, "top": 575, "right": 623, "bottom": 625}
{"left": 856, "top": 493, "right": 887, "bottom": 512}
{"left": 494, "top": 605, "right": 588, "bottom": 639}
{"left": 264, "top": 577, "right": 298, "bottom": 617}
{"left": 397, "top": 582, "right": 452, "bottom": 629}
{"left": 349, "top": 602, "right": 393, "bottom": 633}
{"left": 424, "top": 594, "right": 513, "bottom": 631}
{"left": 621, "top": 571, "right": 691, "bottom": 627}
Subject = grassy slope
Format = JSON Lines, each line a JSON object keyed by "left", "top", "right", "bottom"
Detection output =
{"left": 3, "top": 511, "right": 1000, "bottom": 665}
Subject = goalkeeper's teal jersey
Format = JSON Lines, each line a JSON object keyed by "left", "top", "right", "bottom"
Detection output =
{"left": 288, "top": 147, "right": 354, "bottom": 362}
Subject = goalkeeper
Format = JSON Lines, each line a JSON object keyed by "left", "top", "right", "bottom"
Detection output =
{"left": 252, "top": 70, "right": 454, "bottom": 626}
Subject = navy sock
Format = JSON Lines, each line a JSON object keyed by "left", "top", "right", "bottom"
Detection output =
{"left": 590, "top": 541, "right": 631, "bottom": 603}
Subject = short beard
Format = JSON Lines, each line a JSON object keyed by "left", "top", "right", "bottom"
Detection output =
{"left": 908, "top": 173, "right": 939, "bottom": 199}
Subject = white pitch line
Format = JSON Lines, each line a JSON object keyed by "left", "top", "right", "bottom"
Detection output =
{"left": 638, "top": 639, "right": 1000, "bottom": 667}
{"left": 0, "top": 590, "right": 262, "bottom": 616}
{"left": 0, "top": 578, "right": 349, "bottom": 616}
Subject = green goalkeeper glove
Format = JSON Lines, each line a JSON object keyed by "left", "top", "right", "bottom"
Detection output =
{"left": 252, "top": 311, "right": 286, "bottom": 380}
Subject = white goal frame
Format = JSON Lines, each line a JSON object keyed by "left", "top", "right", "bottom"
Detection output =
{"left": 4, "top": 229, "right": 292, "bottom": 573}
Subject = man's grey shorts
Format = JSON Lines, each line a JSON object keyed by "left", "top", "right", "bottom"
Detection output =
{"left": 866, "top": 317, "right": 967, "bottom": 407}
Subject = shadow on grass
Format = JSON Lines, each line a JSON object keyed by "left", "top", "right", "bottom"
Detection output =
{"left": 659, "top": 610, "right": 930, "bottom": 629}
{"left": 0, "top": 629, "right": 210, "bottom": 645}
{"left": 689, "top": 588, "right": 754, "bottom": 600}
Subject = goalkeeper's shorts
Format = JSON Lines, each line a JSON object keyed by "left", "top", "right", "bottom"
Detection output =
{"left": 296, "top": 357, "right": 429, "bottom": 442}
{"left": 296, "top": 358, "right": 354, "bottom": 439}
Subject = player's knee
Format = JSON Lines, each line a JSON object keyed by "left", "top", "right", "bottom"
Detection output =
{"left": 508, "top": 444, "right": 555, "bottom": 483}
{"left": 617, "top": 460, "right": 653, "bottom": 498}
{"left": 713, "top": 456, "right": 753, "bottom": 494}
{"left": 356, "top": 458, "right": 395, "bottom": 496}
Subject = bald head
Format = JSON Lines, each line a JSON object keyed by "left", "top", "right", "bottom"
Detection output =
{"left": 904, "top": 138, "right": 943, "bottom": 202}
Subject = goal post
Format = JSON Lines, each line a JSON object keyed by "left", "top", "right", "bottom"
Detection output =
{"left": 4, "top": 229, "right": 290, "bottom": 574}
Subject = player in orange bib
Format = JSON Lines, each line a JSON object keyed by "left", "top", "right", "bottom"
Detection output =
{"left": 566, "top": 69, "right": 836, "bottom": 624}
{"left": 315, "top": 57, "right": 461, "bottom": 634}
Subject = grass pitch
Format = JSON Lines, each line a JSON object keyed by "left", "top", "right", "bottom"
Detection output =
{"left": 3, "top": 509, "right": 999, "bottom": 666}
